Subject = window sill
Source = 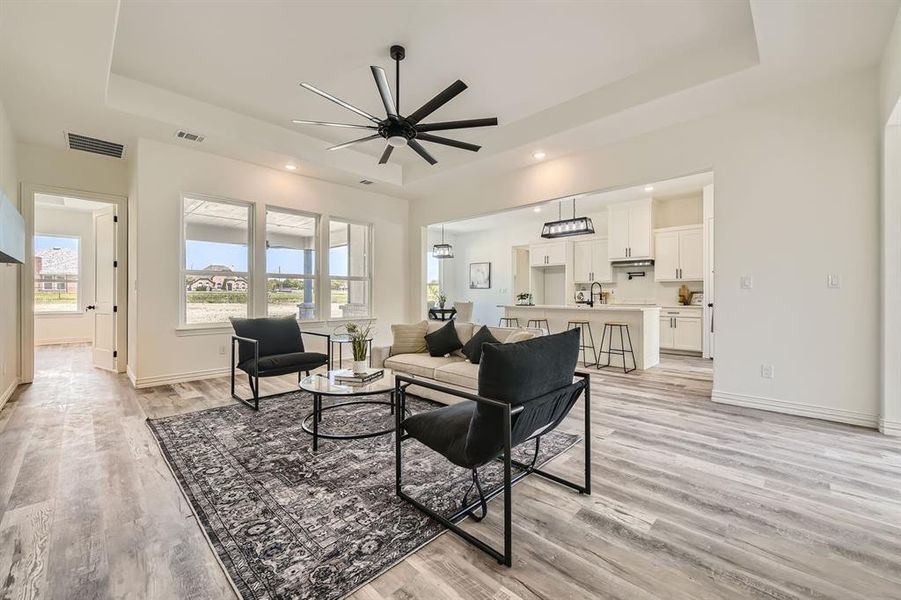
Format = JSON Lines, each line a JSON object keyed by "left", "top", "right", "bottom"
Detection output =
{"left": 35, "top": 311, "right": 84, "bottom": 317}
{"left": 174, "top": 317, "right": 377, "bottom": 337}
{"left": 175, "top": 324, "right": 234, "bottom": 337}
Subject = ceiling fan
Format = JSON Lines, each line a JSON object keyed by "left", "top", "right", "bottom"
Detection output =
{"left": 292, "top": 45, "right": 498, "bottom": 166}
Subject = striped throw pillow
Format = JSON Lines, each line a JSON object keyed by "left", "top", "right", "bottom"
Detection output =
{"left": 390, "top": 321, "right": 429, "bottom": 355}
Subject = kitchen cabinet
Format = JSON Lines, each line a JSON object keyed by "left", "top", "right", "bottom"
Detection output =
{"left": 654, "top": 226, "right": 703, "bottom": 281}
{"left": 530, "top": 241, "right": 567, "bottom": 266}
{"left": 608, "top": 199, "right": 653, "bottom": 260}
{"left": 572, "top": 239, "right": 612, "bottom": 283}
{"left": 659, "top": 308, "right": 702, "bottom": 352}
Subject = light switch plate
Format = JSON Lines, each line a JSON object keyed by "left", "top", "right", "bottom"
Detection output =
{"left": 826, "top": 274, "right": 841, "bottom": 289}
{"left": 760, "top": 364, "right": 775, "bottom": 379}
{"left": 740, "top": 275, "right": 753, "bottom": 289}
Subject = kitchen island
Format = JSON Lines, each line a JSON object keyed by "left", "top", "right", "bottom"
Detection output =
{"left": 499, "top": 304, "right": 661, "bottom": 370}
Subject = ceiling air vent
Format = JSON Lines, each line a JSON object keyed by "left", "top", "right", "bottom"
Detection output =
{"left": 66, "top": 132, "right": 126, "bottom": 159}
{"left": 175, "top": 130, "right": 205, "bottom": 143}
{"left": 359, "top": 179, "right": 374, "bottom": 185}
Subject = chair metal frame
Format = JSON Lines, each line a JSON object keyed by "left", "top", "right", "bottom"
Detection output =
{"left": 394, "top": 372, "right": 591, "bottom": 566}
{"left": 231, "top": 331, "right": 332, "bottom": 410}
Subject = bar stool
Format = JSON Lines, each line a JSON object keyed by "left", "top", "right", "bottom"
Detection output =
{"left": 597, "top": 322, "right": 637, "bottom": 374}
{"left": 527, "top": 318, "right": 550, "bottom": 333}
{"left": 499, "top": 317, "right": 520, "bottom": 327}
{"left": 566, "top": 320, "right": 597, "bottom": 367}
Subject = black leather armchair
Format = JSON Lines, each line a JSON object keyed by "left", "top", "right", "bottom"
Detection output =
{"left": 229, "top": 316, "right": 331, "bottom": 410}
{"left": 394, "top": 328, "right": 591, "bottom": 566}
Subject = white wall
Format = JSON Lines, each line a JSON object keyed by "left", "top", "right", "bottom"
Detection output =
{"left": 410, "top": 68, "right": 881, "bottom": 428}
{"left": 880, "top": 10, "right": 901, "bottom": 435}
{"left": 0, "top": 100, "right": 19, "bottom": 406}
{"left": 18, "top": 142, "right": 130, "bottom": 197}
{"left": 130, "top": 138, "right": 410, "bottom": 386}
{"left": 33, "top": 205, "right": 95, "bottom": 345}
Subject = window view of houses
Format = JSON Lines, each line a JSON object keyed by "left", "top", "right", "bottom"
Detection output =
{"left": 33, "top": 235, "right": 79, "bottom": 312}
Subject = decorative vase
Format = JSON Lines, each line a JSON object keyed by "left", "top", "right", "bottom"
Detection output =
{"left": 353, "top": 360, "right": 368, "bottom": 374}
{"left": 438, "top": 300, "right": 446, "bottom": 309}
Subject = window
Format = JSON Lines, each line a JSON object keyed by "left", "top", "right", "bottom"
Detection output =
{"left": 182, "top": 196, "right": 252, "bottom": 325}
{"left": 328, "top": 219, "right": 371, "bottom": 319}
{"left": 426, "top": 250, "right": 440, "bottom": 305}
{"left": 266, "top": 208, "right": 318, "bottom": 320}
{"left": 34, "top": 235, "right": 79, "bottom": 312}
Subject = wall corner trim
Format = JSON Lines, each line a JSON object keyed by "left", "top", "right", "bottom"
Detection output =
{"left": 0, "top": 378, "right": 21, "bottom": 412}
{"left": 711, "top": 389, "right": 879, "bottom": 429}
{"left": 879, "top": 417, "right": 901, "bottom": 437}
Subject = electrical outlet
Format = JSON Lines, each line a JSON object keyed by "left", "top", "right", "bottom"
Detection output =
{"left": 740, "top": 275, "right": 754, "bottom": 290}
{"left": 826, "top": 274, "right": 841, "bottom": 289}
{"left": 760, "top": 364, "right": 775, "bottom": 379}
{"left": 219, "top": 345, "right": 226, "bottom": 356}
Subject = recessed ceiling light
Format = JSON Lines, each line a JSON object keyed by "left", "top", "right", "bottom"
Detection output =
{"left": 532, "top": 151, "right": 546, "bottom": 160}
{"left": 644, "top": 185, "right": 654, "bottom": 192}
{"left": 533, "top": 207, "right": 541, "bottom": 213}
{"left": 285, "top": 164, "right": 297, "bottom": 171}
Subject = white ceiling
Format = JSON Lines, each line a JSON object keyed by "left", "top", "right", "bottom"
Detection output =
{"left": 1, "top": 1, "right": 898, "bottom": 198}
{"left": 437, "top": 171, "right": 713, "bottom": 234}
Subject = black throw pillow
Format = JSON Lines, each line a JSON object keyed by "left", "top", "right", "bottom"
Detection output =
{"left": 462, "top": 325, "right": 499, "bottom": 364}
{"left": 424, "top": 320, "right": 463, "bottom": 357}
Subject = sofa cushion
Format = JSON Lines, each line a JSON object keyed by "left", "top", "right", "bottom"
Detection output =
{"left": 384, "top": 353, "right": 465, "bottom": 379}
{"left": 505, "top": 330, "right": 537, "bottom": 344}
{"left": 390, "top": 321, "right": 428, "bottom": 355}
{"left": 433, "top": 360, "right": 480, "bottom": 389}
{"left": 461, "top": 325, "right": 499, "bottom": 364}
{"left": 425, "top": 320, "right": 463, "bottom": 357}
{"left": 427, "top": 320, "right": 475, "bottom": 346}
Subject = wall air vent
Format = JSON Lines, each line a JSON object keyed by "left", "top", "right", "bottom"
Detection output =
{"left": 359, "top": 179, "right": 374, "bottom": 185}
{"left": 65, "top": 132, "right": 126, "bottom": 159}
{"left": 175, "top": 130, "right": 205, "bottom": 143}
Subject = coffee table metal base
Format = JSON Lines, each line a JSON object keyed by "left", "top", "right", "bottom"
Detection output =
{"left": 302, "top": 393, "right": 409, "bottom": 450}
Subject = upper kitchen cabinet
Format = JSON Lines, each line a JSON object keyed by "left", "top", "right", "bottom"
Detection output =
{"left": 573, "top": 238, "right": 612, "bottom": 283}
{"left": 654, "top": 225, "right": 703, "bottom": 281}
{"left": 608, "top": 199, "right": 653, "bottom": 260}
{"left": 529, "top": 241, "right": 568, "bottom": 266}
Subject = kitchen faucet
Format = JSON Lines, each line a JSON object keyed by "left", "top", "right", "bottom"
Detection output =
{"left": 588, "top": 281, "right": 604, "bottom": 307}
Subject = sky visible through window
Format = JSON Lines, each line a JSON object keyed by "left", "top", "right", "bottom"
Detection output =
{"left": 185, "top": 240, "right": 347, "bottom": 275}
{"left": 35, "top": 235, "right": 78, "bottom": 252}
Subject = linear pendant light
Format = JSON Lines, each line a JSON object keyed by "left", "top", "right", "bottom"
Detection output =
{"left": 541, "top": 198, "right": 594, "bottom": 238}
{"left": 432, "top": 225, "right": 454, "bottom": 259}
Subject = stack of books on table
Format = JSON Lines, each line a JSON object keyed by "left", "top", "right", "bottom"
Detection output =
{"left": 334, "top": 369, "right": 384, "bottom": 386}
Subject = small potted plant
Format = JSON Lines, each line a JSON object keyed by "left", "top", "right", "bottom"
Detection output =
{"left": 343, "top": 320, "right": 374, "bottom": 374}
{"left": 516, "top": 292, "right": 533, "bottom": 306}
{"left": 436, "top": 291, "right": 447, "bottom": 309}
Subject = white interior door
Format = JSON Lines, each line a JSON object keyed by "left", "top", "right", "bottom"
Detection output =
{"left": 92, "top": 207, "right": 117, "bottom": 371}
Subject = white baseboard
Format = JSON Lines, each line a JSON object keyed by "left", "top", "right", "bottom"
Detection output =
{"left": 34, "top": 337, "right": 92, "bottom": 346}
{"left": 133, "top": 366, "right": 231, "bottom": 389}
{"left": 0, "top": 377, "right": 20, "bottom": 411}
{"left": 711, "top": 389, "right": 879, "bottom": 429}
{"left": 879, "top": 417, "right": 901, "bottom": 437}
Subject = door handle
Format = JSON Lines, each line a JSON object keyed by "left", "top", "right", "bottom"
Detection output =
{"left": 85, "top": 305, "right": 96, "bottom": 311}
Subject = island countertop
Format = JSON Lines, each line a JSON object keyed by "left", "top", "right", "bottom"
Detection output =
{"left": 497, "top": 304, "right": 661, "bottom": 312}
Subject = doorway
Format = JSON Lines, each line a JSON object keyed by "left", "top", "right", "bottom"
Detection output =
{"left": 20, "top": 185, "right": 127, "bottom": 382}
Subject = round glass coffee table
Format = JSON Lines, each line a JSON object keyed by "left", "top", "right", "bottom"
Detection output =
{"left": 299, "top": 369, "right": 407, "bottom": 451}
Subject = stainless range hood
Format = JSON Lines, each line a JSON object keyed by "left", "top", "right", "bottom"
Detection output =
{"left": 611, "top": 259, "right": 654, "bottom": 268}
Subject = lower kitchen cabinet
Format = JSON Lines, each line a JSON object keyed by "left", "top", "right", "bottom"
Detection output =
{"left": 659, "top": 309, "right": 702, "bottom": 352}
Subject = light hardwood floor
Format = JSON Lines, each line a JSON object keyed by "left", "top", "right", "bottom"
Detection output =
{"left": 1, "top": 345, "right": 900, "bottom": 599}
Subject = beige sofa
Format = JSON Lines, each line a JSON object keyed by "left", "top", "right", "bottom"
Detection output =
{"left": 371, "top": 321, "right": 544, "bottom": 404}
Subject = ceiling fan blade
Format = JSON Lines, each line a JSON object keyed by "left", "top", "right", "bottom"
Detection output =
{"left": 407, "top": 139, "right": 437, "bottom": 165}
{"left": 300, "top": 82, "right": 382, "bottom": 124}
{"left": 415, "top": 117, "right": 498, "bottom": 132}
{"left": 378, "top": 145, "right": 394, "bottom": 164}
{"left": 406, "top": 80, "right": 468, "bottom": 124}
{"left": 292, "top": 119, "right": 378, "bottom": 130}
{"left": 370, "top": 66, "right": 398, "bottom": 118}
{"left": 416, "top": 133, "right": 481, "bottom": 152}
{"left": 327, "top": 134, "right": 381, "bottom": 151}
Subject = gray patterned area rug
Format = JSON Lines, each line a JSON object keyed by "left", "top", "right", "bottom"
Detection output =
{"left": 147, "top": 391, "right": 579, "bottom": 600}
